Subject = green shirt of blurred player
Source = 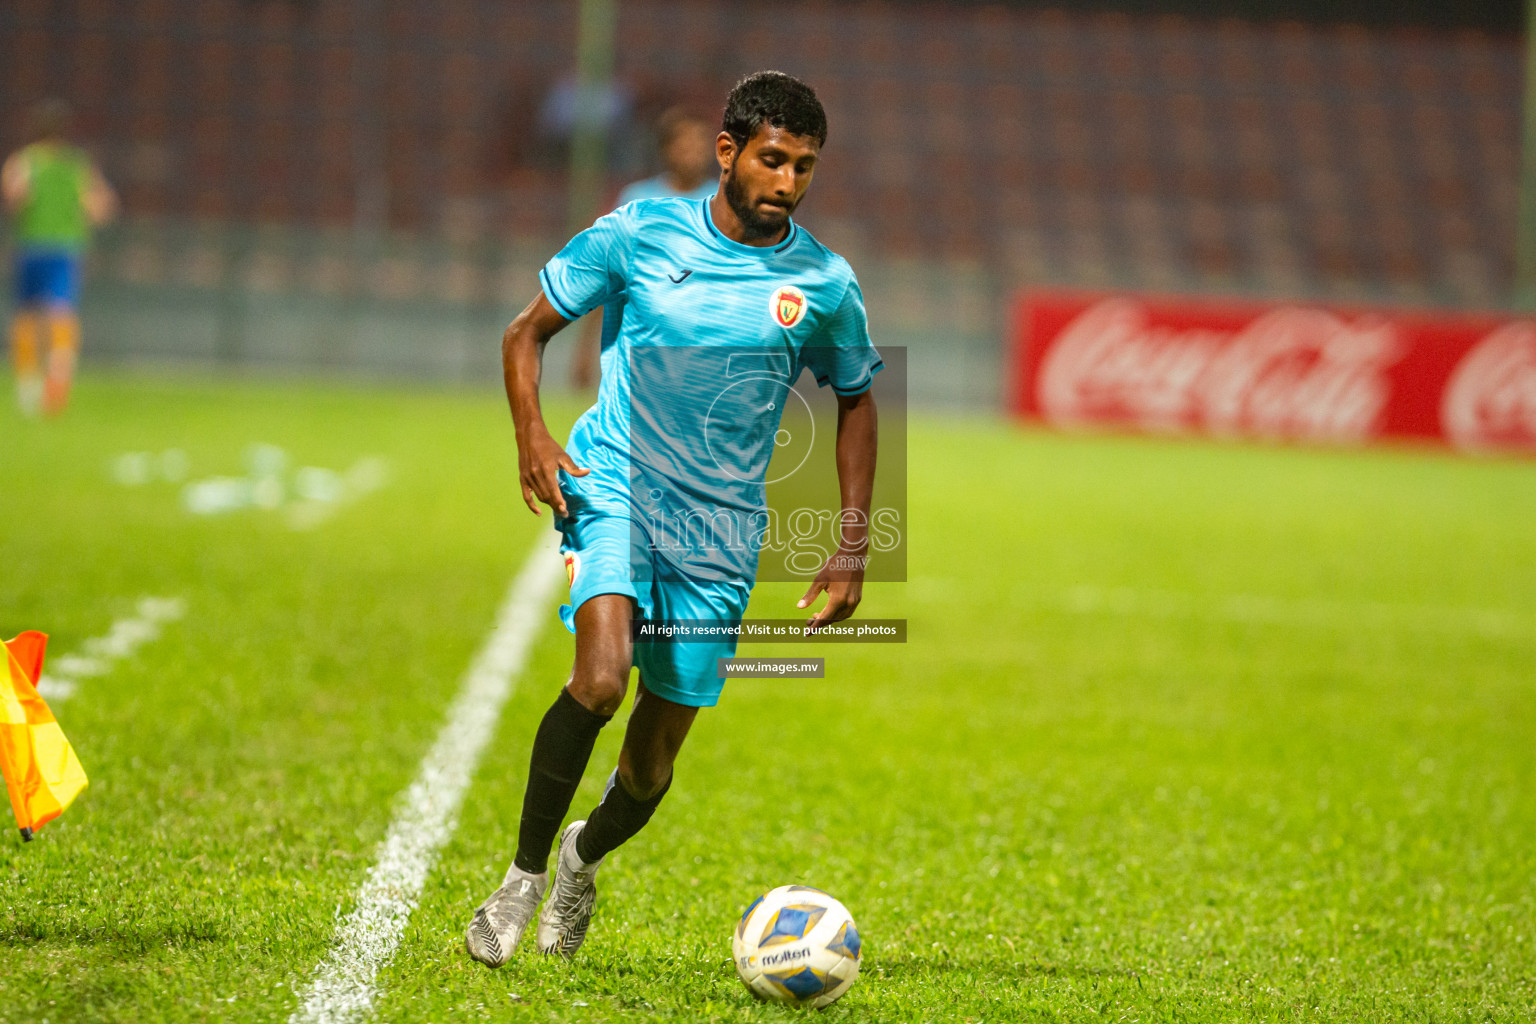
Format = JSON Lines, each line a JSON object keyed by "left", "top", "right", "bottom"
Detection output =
{"left": 568, "top": 107, "right": 717, "bottom": 390}
{"left": 13, "top": 145, "right": 93, "bottom": 250}
{"left": 2, "top": 98, "right": 116, "bottom": 417}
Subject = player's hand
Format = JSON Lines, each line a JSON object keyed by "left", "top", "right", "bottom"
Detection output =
{"left": 518, "top": 428, "right": 589, "bottom": 517}
{"left": 797, "top": 550, "right": 866, "bottom": 633}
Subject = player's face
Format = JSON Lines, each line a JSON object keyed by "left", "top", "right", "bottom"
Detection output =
{"left": 718, "top": 125, "right": 820, "bottom": 239}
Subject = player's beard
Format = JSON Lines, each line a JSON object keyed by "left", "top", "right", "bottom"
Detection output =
{"left": 724, "top": 158, "right": 795, "bottom": 243}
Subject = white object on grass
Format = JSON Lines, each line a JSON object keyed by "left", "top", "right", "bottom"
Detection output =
{"left": 36, "top": 596, "right": 185, "bottom": 702}
{"left": 733, "top": 885, "right": 863, "bottom": 1009}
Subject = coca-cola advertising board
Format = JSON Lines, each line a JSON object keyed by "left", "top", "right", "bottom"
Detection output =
{"left": 1010, "top": 290, "right": 1536, "bottom": 454}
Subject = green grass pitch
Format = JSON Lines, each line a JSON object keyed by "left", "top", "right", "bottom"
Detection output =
{"left": 1, "top": 371, "right": 1533, "bottom": 1022}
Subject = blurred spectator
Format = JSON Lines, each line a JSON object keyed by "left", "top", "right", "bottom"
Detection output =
{"left": 532, "top": 72, "right": 646, "bottom": 174}
{"left": 3, "top": 99, "right": 116, "bottom": 417}
{"left": 570, "top": 107, "right": 718, "bottom": 390}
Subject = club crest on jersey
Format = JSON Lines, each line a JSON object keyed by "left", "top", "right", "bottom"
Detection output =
{"left": 564, "top": 552, "right": 580, "bottom": 588}
{"left": 770, "top": 285, "right": 808, "bottom": 329}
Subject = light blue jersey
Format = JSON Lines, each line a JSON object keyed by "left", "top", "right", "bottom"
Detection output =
{"left": 590, "top": 175, "right": 719, "bottom": 359}
{"left": 540, "top": 196, "right": 882, "bottom": 584}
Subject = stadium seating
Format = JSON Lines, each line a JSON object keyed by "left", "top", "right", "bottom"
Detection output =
{"left": 0, "top": 0, "right": 1521, "bottom": 392}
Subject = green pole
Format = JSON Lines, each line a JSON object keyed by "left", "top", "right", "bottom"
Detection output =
{"left": 1517, "top": 0, "right": 1536, "bottom": 309}
{"left": 567, "top": 0, "right": 618, "bottom": 237}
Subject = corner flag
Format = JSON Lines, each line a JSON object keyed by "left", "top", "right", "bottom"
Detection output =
{"left": 1, "top": 632, "right": 88, "bottom": 840}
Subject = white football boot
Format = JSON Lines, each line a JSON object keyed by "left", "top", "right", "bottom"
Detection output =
{"left": 16, "top": 374, "right": 42, "bottom": 418}
{"left": 536, "top": 820, "right": 603, "bottom": 957}
{"left": 465, "top": 865, "right": 547, "bottom": 968}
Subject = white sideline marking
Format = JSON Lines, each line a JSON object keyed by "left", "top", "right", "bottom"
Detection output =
{"left": 289, "top": 535, "right": 562, "bottom": 1024}
{"left": 36, "top": 596, "right": 186, "bottom": 701}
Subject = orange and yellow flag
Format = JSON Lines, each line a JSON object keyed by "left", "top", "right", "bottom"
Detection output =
{"left": 0, "top": 632, "right": 88, "bottom": 840}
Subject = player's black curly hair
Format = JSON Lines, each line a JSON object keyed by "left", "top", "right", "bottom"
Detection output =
{"left": 722, "top": 71, "right": 828, "bottom": 150}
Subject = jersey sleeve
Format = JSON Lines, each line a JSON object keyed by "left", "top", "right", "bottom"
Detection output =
{"left": 803, "top": 275, "right": 884, "bottom": 396}
{"left": 538, "top": 206, "right": 635, "bottom": 321}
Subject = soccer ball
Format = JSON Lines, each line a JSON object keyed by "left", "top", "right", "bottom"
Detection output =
{"left": 732, "top": 885, "right": 862, "bottom": 1008}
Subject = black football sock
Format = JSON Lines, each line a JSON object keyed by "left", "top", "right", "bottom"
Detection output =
{"left": 512, "top": 688, "right": 612, "bottom": 874}
{"left": 574, "top": 768, "right": 672, "bottom": 865}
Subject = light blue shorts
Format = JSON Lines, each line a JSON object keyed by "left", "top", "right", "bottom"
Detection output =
{"left": 557, "top": 506, "right": 752, "bottom": 708}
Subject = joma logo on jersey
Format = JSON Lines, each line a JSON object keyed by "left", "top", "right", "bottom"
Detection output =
{"left": 771, "top": 285, "right": 808, "bottom": 328}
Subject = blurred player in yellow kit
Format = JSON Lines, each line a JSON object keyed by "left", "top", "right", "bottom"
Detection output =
{"left": 3, "top": 99, "right": 117, "bottom": 416}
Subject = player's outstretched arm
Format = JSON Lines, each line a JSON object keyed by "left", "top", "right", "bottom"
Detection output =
{"left": 798, "top": 388, "right": 878, "bottom": 630}
{"left": 502, "top": 293, "right": 590, "bottom": 517}
{"left": 84, "top": 164, "right": 118, "bottom": 226}
{"left": 1, "top": 152, "right": 29, "bottom": 212}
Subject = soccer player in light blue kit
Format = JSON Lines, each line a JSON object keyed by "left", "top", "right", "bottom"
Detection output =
{"left": 466, "top": 71, "right": 881, "bottom": 967}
